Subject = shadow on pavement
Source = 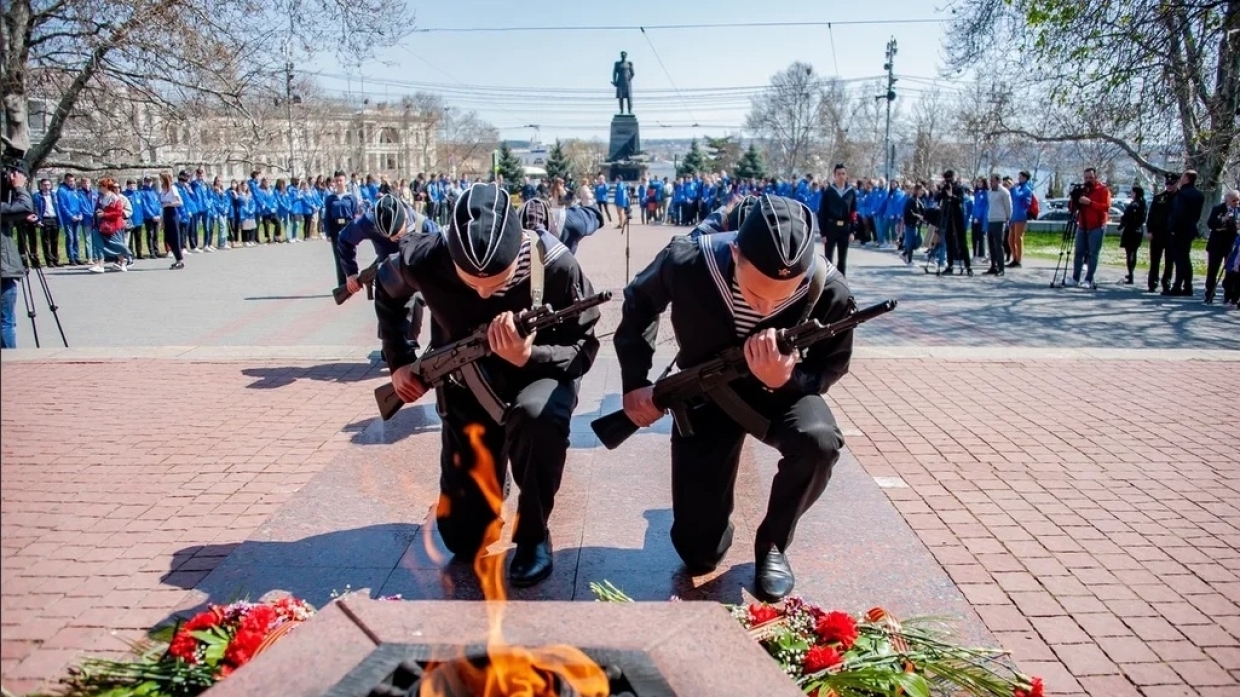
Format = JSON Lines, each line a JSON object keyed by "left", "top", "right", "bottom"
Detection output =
{"left": 241, "top": 360, "right": 383, "bottom": 389}
{"left": 848, "top": 262, "right": 1234, "bottom": 349}
{"left": 155, "top": 510, "right": 745, "bottom": 630}
{"left": 244, "top": 294, "right": 335, "bottom": 301}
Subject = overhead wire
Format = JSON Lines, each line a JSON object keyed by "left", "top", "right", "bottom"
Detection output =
{"left": 408, "top": 18, "right": 951, "bottom": 34}
{"left": 639, "top": 26, "right": 697, "bottom": 123}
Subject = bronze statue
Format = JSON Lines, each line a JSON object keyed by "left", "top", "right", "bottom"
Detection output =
{"left": 612, "top": 51, "right": 635, "bottom": 115}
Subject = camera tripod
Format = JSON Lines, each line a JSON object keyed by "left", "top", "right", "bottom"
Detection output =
{"left": 1050, "top": 216, "right": 1079, "bottom": 288}
{"left": 19, "top": 255, "right": 68, "bottom": 348}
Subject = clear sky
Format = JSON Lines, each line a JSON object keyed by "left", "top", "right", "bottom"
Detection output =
{"left": 304, "top": 0, "right": 960, "bottom": 142}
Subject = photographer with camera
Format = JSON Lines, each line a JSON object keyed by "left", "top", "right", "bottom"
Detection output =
{"left": 1065, "top": 167, "right": 1112, "bottom": 290}
{"left": 935, "top": 170, "right": 972, "bottom": 276}
{"left": 1203, "top": 189, "right": 1239, "bottom": 305}
{"left": 2, "top": 153, "right": 36, "bottom": 348}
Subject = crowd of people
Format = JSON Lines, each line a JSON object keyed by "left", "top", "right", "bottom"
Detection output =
{"left": 3, "top": 158, "right": 1239, "bottom": 348}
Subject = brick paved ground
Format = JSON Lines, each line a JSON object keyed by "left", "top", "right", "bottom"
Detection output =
{"left": 0, "top": 359, "right": 383, "bottom": 694}
{"left": 2, "top": 221, "right": 1238, "bottom": 696}
{"left": 837, "top": 359, "right": 1240, "bottom": 696}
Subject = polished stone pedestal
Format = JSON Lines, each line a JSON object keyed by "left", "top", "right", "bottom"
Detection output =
{"left": 607, "top": 114, "right": 641, "bottom": 162}
{"left": 205, "top": 598, "right": 803, "bottom": 697}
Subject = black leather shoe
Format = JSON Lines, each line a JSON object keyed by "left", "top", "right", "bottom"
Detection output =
{"left": 755, "top": 548, "right": 795, "bottom": 601}
{"left": 508, "top": 536, "right": 553, "bottom": 588}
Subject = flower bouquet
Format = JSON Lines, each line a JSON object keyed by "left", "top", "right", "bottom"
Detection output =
{"left": 56, "top": 597, "right": 314, "bottom": 697}
{"left": 591, "top": 581, "right": 1043, "bottom": 697}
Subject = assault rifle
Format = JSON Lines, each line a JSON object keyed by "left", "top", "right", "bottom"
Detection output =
{"left": 590, "top": 299, "right": 897, "bottom": 450}
{"left": 375, "top": 291, "right": 613, "bottom": 422}
{"left": 332, "top": 258, "right": 380, "bottom": 305}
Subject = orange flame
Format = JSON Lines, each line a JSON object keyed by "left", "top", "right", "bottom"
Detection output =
{"left": 419, "top": 423, "right": 609, "bottom": 697}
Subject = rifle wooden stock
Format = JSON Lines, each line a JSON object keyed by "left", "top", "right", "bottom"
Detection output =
{"left": 590, "top": 299, "right": 897, "bottom": 449}
{"left": 332, "top": 259, "right": 382, "bottom": 306}
{"left": 375, "top": 383, "right": 403, "bottom": 421}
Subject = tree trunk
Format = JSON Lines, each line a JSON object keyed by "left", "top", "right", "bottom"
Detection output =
{"left": 1, "top": 0, "right": 32, "bottom": 154}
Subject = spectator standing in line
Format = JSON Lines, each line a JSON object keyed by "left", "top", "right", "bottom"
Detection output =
{"left": 1203, "top": 189, "right": 1239, "bottom": 305}
{"left": 1117, "top": 185, "right": 1147, "bottom": 285}
{"left": 33, "top": 178, "right": 60, "bottom": 266}
{"left": 985, "top": 174, "right": 1012, "bottom": 276}
{"left": 1165, "top": 170, "right": 1205, "bottom": 297}
{"left": 1145, "top": 173, "right": 1178, "bottom": 293}
{"left": 56, "top": 173, "right": 84, "bottom": 265}
{"left": 159, "top": 172, "right": 186, "bottom": 270}
{"left": 1007, "top": 171, "right": 1034, "bottom": 268}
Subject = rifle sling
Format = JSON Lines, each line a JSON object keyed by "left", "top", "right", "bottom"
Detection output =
{"left": 529, "top": 232, "right": 547, "bottom": 308}
{"left": 705, "top": 383, "right": 771, "bottom": 441}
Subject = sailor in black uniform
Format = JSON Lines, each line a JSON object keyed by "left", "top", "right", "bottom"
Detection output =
{"left": 374, "top": 183, "right": 602, "bottom": 588}
{"left": 614, "top": 194, "right": 855, "bottom": 601}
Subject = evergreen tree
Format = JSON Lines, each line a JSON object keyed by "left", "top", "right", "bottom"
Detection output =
{"left": 545, "top": 140, "right": 571, "bottom": 181}
{"left": 735, "top": 144, "right": 767, "bottom": 180}
{"left": 677, "top": 139, "right": 707, "bottom": 177}
{"left": 495, "top": 142, "right": 525, "bottom": 193}
{"left": 704, "top": 136, "right": 741, "bottom": 174}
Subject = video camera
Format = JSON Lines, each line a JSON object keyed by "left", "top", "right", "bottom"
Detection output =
{"left": 1, "top": 139, "right": 28, "bottom": 197}
{"left": 1067, "top": 182, "right": 1089, "bottom": 212}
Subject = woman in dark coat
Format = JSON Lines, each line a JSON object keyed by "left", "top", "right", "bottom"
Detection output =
{"left": 1118, "top": 185, "right": 1147, "bottom": 284}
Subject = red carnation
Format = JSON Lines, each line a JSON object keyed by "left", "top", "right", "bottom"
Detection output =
{"left": 168, "top": 630, "right": 199, "bottom": 663}
{"left": 747, "top": 603, "right": 781, "bottom": 626}
{"left": 1014, "top": 676, "right": 1045, "bottom": 697}
{"left": 224, "top": 627, "right": 265, "bottom": 668}
{"left": 803, "top": 644, "right": 844, "bottom": 674}
{"left": 815, "top": 611, "right": 859, "bottom": 649}
{"left": 183, "top": 610, "right": 218, "bottom": 632}
{"left": 240, "top": 604, "right": 278, "bottom": 634}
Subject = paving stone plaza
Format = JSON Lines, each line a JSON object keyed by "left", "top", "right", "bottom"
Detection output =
{"left": 2, "top": 225, "right": 1237, "bottom": 696}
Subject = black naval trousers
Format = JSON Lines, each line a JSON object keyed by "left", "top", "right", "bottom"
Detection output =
{"left": 669, "top": 390, "right": 843, "bottom": 570}
{"left": 1147, "top": 233, "right": 1173, "bottom": 291}
{"left": 436, "top": 376, "right": 577, "bottom": 557}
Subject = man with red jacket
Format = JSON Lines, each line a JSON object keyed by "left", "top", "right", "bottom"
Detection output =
{"left": 1067, "top": 167, "right": 1112, "bottom": 290}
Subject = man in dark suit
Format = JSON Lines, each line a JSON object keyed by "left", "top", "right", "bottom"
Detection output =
{"left": 1165, "top": 170, "right": 1205, "bottom": 296}
{"left": 1204, "top": 190, "right": 1239, "bottom": 304}
{"left": 1145, "top": 173, "right": 1177, "bottom": 293}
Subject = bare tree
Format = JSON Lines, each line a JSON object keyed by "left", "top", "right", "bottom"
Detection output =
{"left": 745, "top": 62, "right": 839, "bottom": 178}
{"left": 945, "top": 0, "right": 1240, "bottom": 207}
{"left": 562, "top": 139, "right": 606, "bottom": 181}
{"left": 436, "top": 108, "right": 499, "bottom": 177}
{"left": 2, "top": 0, "right": 413, "bottom": 173}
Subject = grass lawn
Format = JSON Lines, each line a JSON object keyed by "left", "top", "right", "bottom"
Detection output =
{"left": 1021, "top": 230, "right": 1209, "bottom": 277}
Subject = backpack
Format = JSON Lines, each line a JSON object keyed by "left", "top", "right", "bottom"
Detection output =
{"left": 1028, "top": 193, "right": 1040, "bottom": 220}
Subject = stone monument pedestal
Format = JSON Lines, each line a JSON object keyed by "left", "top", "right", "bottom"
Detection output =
{"left": 607, "top": 114, "right": 648, "bottom": 184}
{"left": 608, "top": 114, "right": 641, "bottom": 162}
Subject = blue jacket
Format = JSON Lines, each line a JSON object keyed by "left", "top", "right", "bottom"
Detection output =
{"left": 78, "top": 188, "right": 99, "bottom": 227}
{"left": 1010, "top": 181, "right": 1034, "bottom": 222}
{"left": 614, "top": 182, "right": 629, "bottom": 208}
{"left": 175, "top": 183, "right": 197, "bottom": 216}
{"left": 123, "top": 187, "right": 146, "bottom": 226}
{"left": 337, "top": 204, "right": 441, "bottom": 277}
{"left": 54, "top": 183, "right": 81, "bottom": 225}
{"left": 33, "top": 189, "right": 58, "bottom": 221}
{"left": 239, "top": 193, "right": 256, "bottom": 220}
{"left": 322, "top": 192, "right": 359, "bottom": 236}
{"left": 972, "top": 189, "right": 989, "bottom": 223}
{"left": 884, "top": 189, "right": 906, "bottom": 218}
{"left": 557, "top": 205, "right": 604, "bottom": 254}
{"left": 190, "top": 179, "right": 210, "bottom": 214}
{"left": 254, "top": 187, "right": 275, "bottom": 215}
{"left": 140, "top": 185, "right": 161, "bottom": 220}
{"left": 594, "top": 183, "right": 609, "bottom": 203}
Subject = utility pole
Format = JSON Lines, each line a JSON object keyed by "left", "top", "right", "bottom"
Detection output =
{"left": 880, "top": 37, "right": 898, "bottom": 182}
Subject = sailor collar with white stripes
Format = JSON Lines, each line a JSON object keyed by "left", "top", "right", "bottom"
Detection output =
{"left": 699, "top": 233, "right": 812, "bottom": 337}
{"left": 490, "top": 231, "right": 568, "bottom": 299}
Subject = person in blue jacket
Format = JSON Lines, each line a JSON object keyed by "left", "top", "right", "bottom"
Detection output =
{"left": 1007, "top": 171, "right": 1035, "bottom": 268}
{"left": 139, "top": 177, "right": 161, "bottom": 258}
{"left": 322, "top": 171, "right": 360, "bottom": 286}
{"left": 970, "top": 178, "right": 989, "bottom": 260}
{"left": 338, "top": 194, "right": 437, "bottom": 351}
{"left": 173, "top": 171, "right": 198, "bottom": 253}
{"left": 55, "top": 174, "right": 84, "bottom": 265}
{"left": 122, "top": 180, "right": 147, "bottom": 258}
{"left": 77, "top": 178, "right": 99, "bottom": 265}
{"left": 883, "top": 181, "right": 906, "bottom": 251}
{"left": 614, "top": 176, "right": 631, "bottom": 229}
{"left": 190, "top": 169, "right": 211, "bottom": 251}
{"left": 593, "top": 175, "right": 612, "bottom": 224}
